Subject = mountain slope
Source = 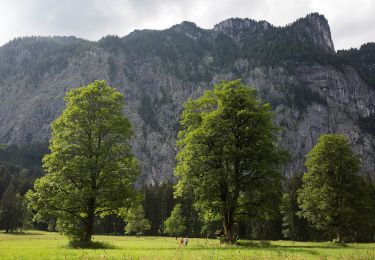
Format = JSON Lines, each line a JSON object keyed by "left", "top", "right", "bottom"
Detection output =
{"left": 0, "top": 13, "right": 374, "bottom": 183}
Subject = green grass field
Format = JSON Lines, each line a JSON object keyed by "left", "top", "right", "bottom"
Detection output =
{"left": 0, "top": 231, "right": 374, "bottom": 259}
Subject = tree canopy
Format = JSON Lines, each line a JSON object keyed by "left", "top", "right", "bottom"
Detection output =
{"left": 174, "top": 80, "right": 287, "bottom": 243}
{"left": 163, "top": 204, "right": 186, "bottom": 237}
{"left": 297, "top": 134, "right": 373, "bottom": 242}
{"left": 122, "top": 205, "right": 151, "bottom": 236}
{"left": 27, "top": 80, "right": 139, "bottom": 243}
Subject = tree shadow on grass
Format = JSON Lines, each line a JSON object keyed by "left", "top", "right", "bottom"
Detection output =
{"left": 238, "top": 240, "right": 349, "bottom": 250}
{"left": 125, "top": 244, "right": 321, "bottom": 256}
{"left": 0, "top": 231, "right": 44, "bottom": 236}
{"left": 67, "top": 240, "right": 118, "bottom": 249}
{"left": 274, "top": 244, "right": 349, "bottom": 249}
{"left": 187, "top": 240, "right": 354, "bottom": 256}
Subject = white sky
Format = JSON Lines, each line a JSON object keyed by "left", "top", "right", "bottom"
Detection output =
{"left": 0, "top": 0, "right": 374, "bottom": 50}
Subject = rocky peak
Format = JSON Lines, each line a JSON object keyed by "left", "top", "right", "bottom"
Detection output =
{"left": 213, "top": 18, "right": 271, "bottom": 38}
{"left": 170, "top": 21, "right": 203, "bottom": 39}
{"left": 291, "top": 13, "right": 335, "bottom": 53}
{"left": 0, "top": 14, "right": 374, "bottom": 184}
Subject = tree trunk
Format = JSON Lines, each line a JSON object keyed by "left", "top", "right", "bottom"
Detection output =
{"left": 83, "top": 215, "right": 94, "bottom": 242}
{"left": 336, "top": 231, "right": 342, "bottom": 243}
{"left": 223, "top": 210, "right": 235, "bottom": 244}
{"left": 83, "top": 197, "right": 96, "bottom": 243}
{"left": 223, "top": 222, "right": 234, "bottom": 244}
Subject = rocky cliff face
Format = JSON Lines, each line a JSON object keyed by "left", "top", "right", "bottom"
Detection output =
{"left": 0, "top": 13, "right": 374, "bottom": 183}
{"left": 292, "top": 13, "right": 335, "bottom": 53}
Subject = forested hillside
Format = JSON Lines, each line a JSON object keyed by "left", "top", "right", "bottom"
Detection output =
{"left": 0, "top": 12, "right": 374, "bottom": 183}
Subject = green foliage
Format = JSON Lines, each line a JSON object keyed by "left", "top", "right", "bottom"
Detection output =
{"left": 122, "top": 205, "right": 151, "bottom": 236}
{"left": 337, "top": 43, "right": 375, "bottom": 89}
{"left": 0, "top": 164, "right": 36, "bottom": 232}
{"left": 213, "top": 33, "right": 240, "bottom": 67}
{"left": 240, "top": 22, "right": 334, "bottom": 67}
{"left": 287, "top": 84, "right": 327, "bottom": 111}
{"left": 0, "top": 143, "right": 48, "bottom": 170}
{"left": 141, "top": 182, "right": 202, "bottom": 237}
{"left": 142, "top": 182, "right": 175, "bottom": 235}
{"left": 175, "top": 80, "right": 287, "bottom": 243}
{"left": 297, "top": 134, "right": 373, "bottom": 242}
{"left": 0, "top": 164, "right": 34, "bottom": 197}
{"left": 247, "top": 218, "right": 283, "bottom": 241}
{"left": 0, "top": 183, "right": 29, "bottom": 232}
{"left": 98, "top": 35, "right": 123, "bottom": 52}
{"left": 137, "top": 93, "right": 159, "bottom": 129}
{"left": 358, "top": 114, "right": 375, "bottom": 136}
{"left": 280, "top": 193, "right": 295, "bottom": 240}
{"left": 279, "top": 174, "right": 322, "bottom": 242}
{"left": 27, "top": 80, "right": 139, "bottom": 242}
{"left": 164, "top": 204, "right": 186, "bottom": 236}
{"left": 0, "top": 37, "right": 91, "bottom": 87}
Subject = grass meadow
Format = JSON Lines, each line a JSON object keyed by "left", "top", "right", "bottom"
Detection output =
{"left": 0, "top": 230, "right": 375, "bottom": 259}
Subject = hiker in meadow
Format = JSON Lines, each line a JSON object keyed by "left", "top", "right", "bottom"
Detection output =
{"left": 184, "top": 237, "right": 188, "bottom": 246}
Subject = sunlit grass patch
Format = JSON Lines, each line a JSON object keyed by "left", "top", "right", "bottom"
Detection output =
{"left": 0, "top": 230, "right": 374, "bottom": 259}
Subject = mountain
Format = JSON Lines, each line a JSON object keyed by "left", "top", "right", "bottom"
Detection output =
{"left": 0, "top": 13, "right": 374, "bottom": 183}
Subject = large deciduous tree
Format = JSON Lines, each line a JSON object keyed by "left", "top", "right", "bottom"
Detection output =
{"left": 174, "top": 80, "right": 287, "bottom": 244}
{"left": 297, "top": 134, "right": 373, "bottom": 242}
{"left": 27, "top": 80, "right": 139, "bottom": 244}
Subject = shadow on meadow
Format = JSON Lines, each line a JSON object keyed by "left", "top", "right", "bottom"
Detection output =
{"left": 236, "top": 240, "right": 352, "bottom": 256}
{"left": 160, "top": 240, "right": 353, "bottom": 256}
{"left": 0, "top": 231, "right": 44, "bottom": 236}
{"left": 67, "top": 240, "right": 118, "bottom": 249}
{"left": 117, "top": 242, "right": 323, "bottom": 256}
{"left": 273, "top": 244, "right": 349, "bottom": 249}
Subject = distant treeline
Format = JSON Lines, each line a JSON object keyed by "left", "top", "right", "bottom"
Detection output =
{"left": 0, "top": 143, "right": 47, "bottom": 232}
{"left": 0, "top": 142, "right": 374, "bottom": 241}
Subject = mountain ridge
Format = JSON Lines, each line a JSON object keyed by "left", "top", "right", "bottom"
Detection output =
{"left": 0, "top": 13, "right": 348, "bottom": 51}
{"left": 0, "top": 13, "right": 374, "bottom": 183}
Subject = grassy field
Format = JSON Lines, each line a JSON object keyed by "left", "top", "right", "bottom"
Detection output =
{"left": 0, "top": 231, "right": 374, "bottom": 259}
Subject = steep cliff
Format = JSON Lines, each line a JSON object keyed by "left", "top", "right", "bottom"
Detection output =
{"left": 0, "top": 13, "right": 374, "bottom": 183}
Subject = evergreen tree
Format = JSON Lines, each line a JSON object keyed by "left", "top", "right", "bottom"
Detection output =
{"left": 0, "top": 183, "right": 26, "bottom": 232}
{"left": 142, "top": 183, "right": 175, "bottom": 235}
{"left": 280, "top": 174, "right": 320, "bottom": 241}
{"left": 280, "top": 193, "right": 295, "bottom": 241}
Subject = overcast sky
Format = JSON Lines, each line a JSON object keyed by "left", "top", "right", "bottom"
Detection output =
{"left": 0, "top": 0, "right": 374, "bottom": 50}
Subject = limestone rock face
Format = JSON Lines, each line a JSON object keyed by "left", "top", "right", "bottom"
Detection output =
{"left": 0, "top": 13, "right": 374, "bottom": 183}
{"left": 292, "top": 13, "right": 335, "bottom": 53}
{"left": 213, "top": 18, "right": 271, "bottom": 38}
